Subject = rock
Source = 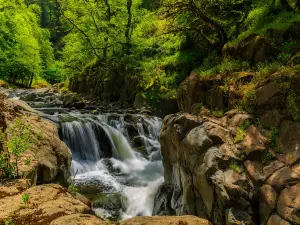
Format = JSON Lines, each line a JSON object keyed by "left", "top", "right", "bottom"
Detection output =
{"left": 267, "top": 214, "right": 291, "bottom": 225}
{"left": 256, "top": 82, "right": 280, "bottom": 105}
{"left": 236, "top": 126, "right": 268, "bottom": 156}
{"left": 24, "top": 115, "right": 72, "bottom": 185}
{"left": 153, "top": 98, "right": 179, "bottom": 118}
{"left": 177, "top": 73, "right": 203, "bottom": 112}
{"left": 236, "top": 34, "right": 277, "bottom": 64}
{"left": 225, "top": 208, "right": 254, "bottom": 225}
{"left": 266, "top": 167, "right": 299, "bottom": 191}
{"left": 121, "top": 216, "right": 212, "bottom": 225}
{"left": 244, "top": 160, "right": 264, "bottom": 184}
{"left": 278, "top": 121, "right": 300, "bottom": 165}
{"left": 258, "top": 110, "right": 282, "bottom": 128}
{"left": 134, "top": 93, "right": 149, "bottom": 109}
{"left": 0, "top": 179, "right": 31, "bottom": 198}
{"left": 61, "top": 93, "right": 85, "bottom": 109}
{"left": 259, "top": 185, "right": 278, "bottom": 224}
{"left": 263, "top": 161, "right": 285, "bottom": 180}
{"left": 152, "top": 185, "right": 177, "bottom": 216}
{"left": 277, "top": 183, "right": 300, "bottom": 224}
{"left": 0, "top": 184, "right": 90, "bottom": 225}
{"left": 50, "top": 214, "right": 105, "bottom": 225}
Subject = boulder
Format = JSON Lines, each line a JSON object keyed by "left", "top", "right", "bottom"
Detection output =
{"left": 50, "top": 214, "right": 105, "bottom": 225}
{"left": 277, "top": 183, "right": 300, "bottom": 224}
{"left": 255, "top": 82, "right": 280, "bottom": 106}
{"left": 23, "top": 114, "right": 72, "bottom": 185}
{"left": 0, "top": 179, "right": 31, "bottom": 198}
{"left": 267, "top": 214, "right": 291, "bottom": 225}
{"left": 266, "top": 167, "right": 299, "bottom": 191}
{"left": 259, "top": 185, "right": 278, "bottom": 224}
{"left": 121, "top": 216, "right": 212, "bottom": 225}
{"left": 0, "top": 184, "right": 91, "bottom": 225}
{"left": 278, "top": 121, "right": 300, "bottom": 165}
{"left": 236, "top": 34, "right": 277, "bottom": 64}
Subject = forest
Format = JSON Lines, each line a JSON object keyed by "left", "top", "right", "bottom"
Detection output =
{"left": 0, "top": 0, "right": 300, "bottom": 101}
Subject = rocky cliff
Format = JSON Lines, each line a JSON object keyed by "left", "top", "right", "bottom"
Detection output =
{"left": 154, "top": 69, "right": 300, "bottom": 225}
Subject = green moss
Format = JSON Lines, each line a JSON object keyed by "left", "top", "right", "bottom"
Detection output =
{"left": 212, "top": 110, "right": 224, "bottom": 118}
{"left": 230, "top": 163, "right": 242, "bottom": 173}
{"left": 286, "top": 91, "right": 300, "bottom": 122}
{"left": 268, "top": 127, "right": 282, "bottom": 154}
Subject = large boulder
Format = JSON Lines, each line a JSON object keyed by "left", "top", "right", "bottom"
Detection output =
{"left": 121, "top": 216, "right": 212, "bottom": 225}
{"left": 21, "top": 114, "right": 72, "bottom": 185}
{"left": 0, "top": 94, "right": 72, "bottom": 185}
{"left": 0, "top": 184, "right": 91, "bottom": 225}
{"left": 50, "top": 214, "right": 105, "bottom": 225}
{"left": 157, "top": 111, "right": 300, "bottom": 225}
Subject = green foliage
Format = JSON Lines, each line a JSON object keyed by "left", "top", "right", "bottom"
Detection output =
{"left": 68, "top": 184, "right": 78, "bottom": 194}
{"left": 0, "top": 117, "right": 38, "bottom": 178}
{"left": 257, "top": 62, "right": 282, "bottom": 79}
{"left": 0, "top": 0, "right": 55, "bottom": 86}
{"left": 230, "top": 163, "right": 242, "bottom": 173}
{"left": 234, "top": 120, "right": 252, "bottom": 143}
{"left": 22, "top": 193, "right": 30, "bottom": 206}
{"left": 212, "top": 110, "right": 224, "bottom": 118}
{"left": 4, "top": 219, "right": 15, "bottom": 225}
{"left": 195, "top": 56, "right": 251, "bottom": 78}
{"left": 268, "top": 127, "right": 282, "bottom": 154}
{"left": 286, "top": 91, "right": 300, "bottom": 122}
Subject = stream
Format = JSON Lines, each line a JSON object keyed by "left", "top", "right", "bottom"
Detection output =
{"left": 6, "top": 89, "right": 164, "bottom": 220}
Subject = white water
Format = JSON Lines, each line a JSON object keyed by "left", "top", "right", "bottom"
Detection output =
{"left": 60, "top": 114, "right": 163, "bottom": 219}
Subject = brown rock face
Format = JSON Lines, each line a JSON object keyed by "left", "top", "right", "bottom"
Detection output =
{"left": 0, "top": 94, "right": 72, "bottom": 185}
{"left": 0, "top": 184, "right": 91, "bottom": 225}
{"left": 25, "top": 115, "right": 72, "bottom": 185}
{"left": 50, "top": 214, "right": 105, "bottom": 225}
{"left": 121, "top": 216, "right": 212, "bottom": 225}
{"left": 267, "top": 214, "right": 291, "bottom": 225}
{"left": 277, "top": 183, "right": 300, "bottom": 224}
{"left": 156, "top": 111, "right": 300, "bottom": 225}
{"left": 259, "top": 185, "right": 278, "bottom": 224}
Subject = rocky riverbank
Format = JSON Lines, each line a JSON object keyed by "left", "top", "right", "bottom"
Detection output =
{"left": 154, "top": 70, "right": 300, "bottom": 225}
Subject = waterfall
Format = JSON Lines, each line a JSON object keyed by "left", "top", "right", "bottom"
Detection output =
{"left": 60, "top": 113, "right": 164, "bottom": 220}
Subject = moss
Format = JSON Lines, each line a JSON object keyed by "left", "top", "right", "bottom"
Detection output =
{"left": 268, "top": 127, "right": 282, "bottom": 154}
{"left": 286, "top": 91, "right": 300, "bottom": 122}
{"left": 212, "top": 110, "right": 224, "bottom": 118}
{"left": 230, "top": 163, "right": 242, "bottom": 173}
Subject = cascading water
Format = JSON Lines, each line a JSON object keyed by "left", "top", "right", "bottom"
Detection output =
{"left": 60, "top": 113, "right": 164, "bottom": 220}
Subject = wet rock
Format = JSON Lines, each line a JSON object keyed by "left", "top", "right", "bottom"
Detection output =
{"left": 225, "top": 208, "right": 254, "bottom": 225}
{"left": 153, "top": 185, "right": 178, "bottom": 216}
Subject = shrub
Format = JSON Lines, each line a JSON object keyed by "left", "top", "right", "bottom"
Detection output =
{"left": 0, "top": 117, "right": 38, "bottom": 178}
{"left": 22, "top": 193, "right": 30, "bottom": 206}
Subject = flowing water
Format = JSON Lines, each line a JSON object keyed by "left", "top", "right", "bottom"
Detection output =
{"left": 6, "top": 89, "right": 164, "bottom": 220}
{"left": 60, "top": 113, "right": 164, "bottom": 220}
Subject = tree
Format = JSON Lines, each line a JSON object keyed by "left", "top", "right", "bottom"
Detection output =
{"left": 161, "top": 0, "right": 251, "bottom": 49}
{"left": 0, "top": 0, "right": 54, "bottom": 87}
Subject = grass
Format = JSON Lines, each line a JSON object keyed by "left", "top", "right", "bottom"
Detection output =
{"left": 234, "top": 120, "right": 252, "bottom": 143}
